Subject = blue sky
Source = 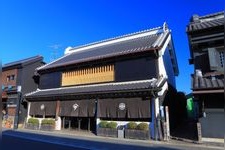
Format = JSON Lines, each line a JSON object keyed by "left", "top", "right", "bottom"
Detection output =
{"left": 0, "top": 0, "right": 224, "bottom": 94}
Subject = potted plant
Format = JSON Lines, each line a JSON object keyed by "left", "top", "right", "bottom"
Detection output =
{"left": 25, "top": 118, "right": 39, "bottom": 130}
{"left": 97, "top": 121, "right": 107, "bottom": 136}
{"left": 40, "top": 118, "right": 55, "bottom": 131}
{"left": 125, "top": 122, "right": 150, "bottom": 140}
{"left": 97, "top": 121, "right": 118, "bottom": 137}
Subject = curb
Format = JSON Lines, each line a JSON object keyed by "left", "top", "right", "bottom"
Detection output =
{"left": 24, "top": 128, "right": 225, "bottom": 149}
{"left": 170, "top": 136, "right": 224, "bottom": 148}
{"left": 170, "top": 136, "right": 199, "bottom": 144}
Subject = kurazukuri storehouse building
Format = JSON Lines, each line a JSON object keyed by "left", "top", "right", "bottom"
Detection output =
{"left": 186, "top": 11, "right": 224, "bottom": 140}
{"left": 25, "top": 23, "right": 179, "bottom": 139}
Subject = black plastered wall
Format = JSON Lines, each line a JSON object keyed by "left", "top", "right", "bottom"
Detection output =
{"left": 21, "top": 61, "right": 44, "bottom": 94}
{"left": 115, "top": 56, "right": 157, "bottom": 82}
{"left": 39, "top": 72, "right": 61, "bottom": 89}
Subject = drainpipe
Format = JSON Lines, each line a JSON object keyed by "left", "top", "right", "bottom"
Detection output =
{"left": 95, "top": 98, "right": 99, "bottom": 135}
{"left": 150, "top": 77, "right": 166, "bottom": 140}
{"left": 151, "top": 90, "right": 160, "bottom": 140}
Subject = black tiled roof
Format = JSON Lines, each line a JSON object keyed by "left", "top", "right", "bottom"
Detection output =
{"left": 25, "top": 79, "right": 159, "bottom": 100}
{"left": 187, "top": 18, "right": 224, "bottom": 32}
{"left": 187, "top": 11, "right": 224, "bottom": 32}
{"left": 37, "top": 27, "right": 169, "bottom": 71}
{"left": 198, "top": 11, "right": 224, "bottom": 19}
{"left": 191, "top": 75, "right": 224, "bottom": 90}
{"left": 3, "top": 55, "right": 43, "bottom": 69}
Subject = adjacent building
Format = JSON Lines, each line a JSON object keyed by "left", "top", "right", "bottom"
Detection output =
{"left": 2, "top": 55, "right": 44, "bottom": 128}
{"left": 186, "top": 11, "right": 224, "bottom": 139}
{"left": 25, "top": 23, "right": 179, "bottom": 139}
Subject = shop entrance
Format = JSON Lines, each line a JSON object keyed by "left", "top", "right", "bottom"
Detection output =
{"left": 62, "top": 117, "right": 96, "bottom": 132}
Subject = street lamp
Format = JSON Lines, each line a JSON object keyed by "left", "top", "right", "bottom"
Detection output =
{"left": 13, "top": 85, "right": 22, "bottom": 129}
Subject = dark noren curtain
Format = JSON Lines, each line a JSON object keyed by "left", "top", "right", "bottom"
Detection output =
{"left": 97, "top": 98, "right": 151, "bottom": 119}
{"left": 29, "top": 101, "right": 56, "bottom": 116}
{"left": 60, "top": 99, "right": 96, "bottom": 117}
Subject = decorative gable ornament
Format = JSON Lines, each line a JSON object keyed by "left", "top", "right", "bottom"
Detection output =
{"left": 163, "top": 22, "right": 169, "bottom": 32}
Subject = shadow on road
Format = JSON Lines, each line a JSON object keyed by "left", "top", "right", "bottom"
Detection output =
{"left": 171, "top": 120, "right": 198, "bottom": 141}
{"left": 2, "top": 130, "right": 183, "bottom": 150}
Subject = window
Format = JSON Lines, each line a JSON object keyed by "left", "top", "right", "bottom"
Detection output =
{"left": 6, "top": 75, "right": 15, "bottom": 82}
{"left": 219, "top": 51, "right": 224, "bottom": 68}
{"left": 208, "top": 47, "right": 224, "bottom": 71}
{"left": 10, "top": 75, "right": 15, "bottom": 80}
{"left": 7, "top": 76, "right": 10, "bottom": 82}
{"left": 62, "top": 64, "right": 115, "bottom": 86}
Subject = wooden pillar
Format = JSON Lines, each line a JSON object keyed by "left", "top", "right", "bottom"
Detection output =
{"left": 154, "top": 97, "right": 160, "bottom": 140}
{"left": 88, "top": 118, "right": 90, "bottom": 131}
{"left": 197, "top": 122, "right": 202, "bottom": 143}
{"left": 55, "top": 100, "right": 60, "bottom": 119}
{"left": 24, "top": 102, "right": 31, "bottom": 128}
{"left": 95, "top": 99, "right": 99, "bottom": 134}
{"left": 150, "top": 97, "right": 155, "bottom": 139}
{"left": 43, "top": 107, "right": 46, "bottom": 118}
{"left": 27, "top": 102, "right": 31, "bottom": 119}
{"left": 157, "top": 115, "right": 163, "bottom": 140}
{"left": 78, "top": 119, "right": 81, "bottom": 131}
{"left": 55, "top": 100, "right": 62, "bottom": 130}
{"left": 62, "top": 117, "right": 65, "bottom": 129}
{"left": 69, "top": 120, "right": 71, "bottom": 130}
{"left": 165, "top": 106, "right": 170, "bottom": 140}
{"left": 163, "top": 121, "right": 167, "bottom": 141}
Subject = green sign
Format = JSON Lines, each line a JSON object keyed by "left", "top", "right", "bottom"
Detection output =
{"left": 187, "top": 97, "right": 194, "bottom": 118}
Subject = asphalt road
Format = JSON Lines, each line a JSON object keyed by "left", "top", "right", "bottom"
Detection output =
{"left": 2, "top": 130, "right": 222, "bottom": 150}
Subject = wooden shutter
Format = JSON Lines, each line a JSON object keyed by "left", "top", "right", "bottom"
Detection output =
{"left": 208, "top": 48, "right": 220, "bottom": 71}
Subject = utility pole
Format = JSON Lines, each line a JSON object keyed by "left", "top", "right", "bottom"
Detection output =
{"left": 14, "top": 85, "right": 22, "bottom": 129}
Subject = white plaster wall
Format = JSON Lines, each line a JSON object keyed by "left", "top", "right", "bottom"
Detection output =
{"left": 96, "top": 120, "right": 150, "bottom": 128}
{"left": 157, "top": 34, "right": 171, "bottom": 79}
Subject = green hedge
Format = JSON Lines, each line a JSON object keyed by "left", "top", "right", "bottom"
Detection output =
{"left": 127, "top": 122, "right": 149, "bottom": 130}
{"left": 99, "top": 121, "right": 108, "bottom": 128}
{"left": 41, "top": 119, "right": 55, "bottom": 126}
{"left": 99, "top": 121, "right": 117, "bottom": 129}
{"left": 136, "top": 123, "right": 149, "bottom": 131}
{"left": 106, "top": 122, "right": 117, "bottom": 129}
{"left": 126, "top": 122, "right": 137, "bottom": 129}
{"left": 28, "top": 118, "right": 39, "bottom": 125}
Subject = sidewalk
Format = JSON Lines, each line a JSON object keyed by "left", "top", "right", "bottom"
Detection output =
{"left": 170, "top": 136, "right": 224, "bottom": 148}
{"left": 169, "top": 120, "right": 224, "bottom": 148}
{"left": 13, "top": 128, "right": 224, "bottom": 149}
